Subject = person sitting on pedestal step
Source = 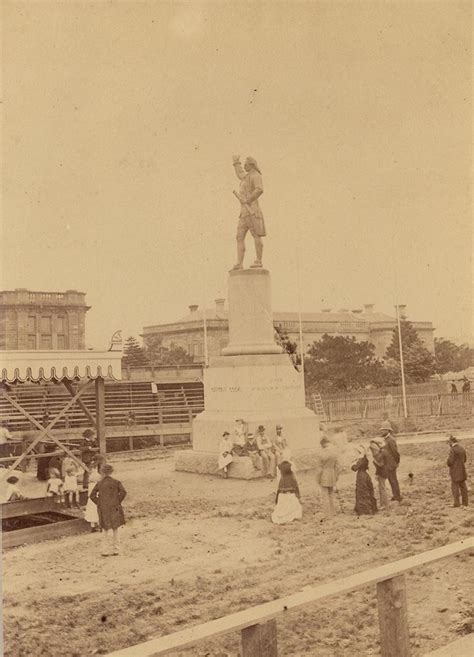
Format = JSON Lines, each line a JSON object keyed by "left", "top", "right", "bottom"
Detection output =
{"left": 256, "top": 425, "right": 277, "bottom": 479}
{"left": 232, "top": 418, "right": 248, "bottom": 456}
{"left": 217, "top": 432, "right": 234, "bottom": 478}
{"left": 241, "top": 432, "right": 262, "bottom": 471}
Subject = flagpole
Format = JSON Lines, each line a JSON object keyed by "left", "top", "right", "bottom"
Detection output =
{"left": 395, "top": 303, "right": 408, "bottom": 418}
{"left": 295, "top": 239, "right": 305, "bottom": 377}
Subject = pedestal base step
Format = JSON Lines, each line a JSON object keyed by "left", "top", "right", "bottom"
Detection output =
{"left": 175, "top": 449, "right": 321, "bottom": 480}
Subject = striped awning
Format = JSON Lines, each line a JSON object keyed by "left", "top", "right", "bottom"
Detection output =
{"left": 0, "top": 350, "right": 122, "bottom": 383}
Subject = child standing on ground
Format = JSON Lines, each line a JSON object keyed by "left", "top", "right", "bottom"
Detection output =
{"left": 84, "top": 458, "right": 102, "bottom": 531}
{"left": 46, "top": 468, "right": 64, "bottom": 503}
{"left": 90, "top": 463, "right": 127, "bottom": 556}
{"left": 63, "top": 467, "right": 80, "bottom": 508}
{"left": 271, "top": 461, "right": 302, "bottom": 524}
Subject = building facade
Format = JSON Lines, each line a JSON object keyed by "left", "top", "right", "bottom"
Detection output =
{"left": 0, "top": 289, "right": 90, "bottom": 350}
{"left": 142, "top": 301, "right": 435, "bottom": 361}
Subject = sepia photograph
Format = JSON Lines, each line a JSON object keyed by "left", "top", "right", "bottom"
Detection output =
{"left": 0, "top": 1, "right": 472, "bottom": 656}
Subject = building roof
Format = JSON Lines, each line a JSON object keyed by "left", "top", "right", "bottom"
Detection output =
{"left": 0, "top": 350, "right": 123, "bottom": 383}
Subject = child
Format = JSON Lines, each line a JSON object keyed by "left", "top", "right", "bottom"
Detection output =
{"left": 63, "top": 467, "right": 80, "bottom": 508}
{"left": 90, "top": 463, "right": 126, "bottom": 556}
{"left": 4, "top": 475, "right": 28, "bottom": 502}
{"left": 83, "top": 462, "right": 101, "bottom": 531}
{"left": 46, "top": 468, "right": 64, "bottom": 503}
{"left": 271, "top": 461, "right": 302, "bottom": 524}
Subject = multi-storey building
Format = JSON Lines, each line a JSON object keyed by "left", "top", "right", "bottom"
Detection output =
{"left": 142, "top": 300, "right": 434, "bottom": 361}
{"left": 0, "top": 289, "right": 90, "bottom": 350}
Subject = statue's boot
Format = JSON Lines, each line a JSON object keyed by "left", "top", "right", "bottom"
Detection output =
{"left": 250, "top": 260, "right": 262, "bottom": 268}
{"left": 232, "top": 263, "right": 243, "bottom": 270}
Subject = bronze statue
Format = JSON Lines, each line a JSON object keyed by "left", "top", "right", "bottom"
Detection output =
{"left": 232, "top": 155, "right": 266, "bottom": 269}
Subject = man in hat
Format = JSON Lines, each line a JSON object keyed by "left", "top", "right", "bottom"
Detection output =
{"left": 232, "top": 155, "right": 266, "bottom": 269}
{"left": 218, "top": 431, "right": 234, "bottom": 477}
{"left": 447, "top": 435, "right": 468, "bottom": 507}
{"left": 256, "top": 425, "right": 276, "bottom": 478}
{"left": 381, "top": 428, "right": 401, "bottom": 501}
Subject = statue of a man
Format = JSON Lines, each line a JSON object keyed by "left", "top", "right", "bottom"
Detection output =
{"left": 232, "top": 155, "right": 266, "bottom": 269}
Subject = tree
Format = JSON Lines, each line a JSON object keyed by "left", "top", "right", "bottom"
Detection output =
{"left": 434, "top": 338, "right": 472, "bottom": 374}
{"left": 122, "top": 336, "right": 149, "bottom": 367}
{"left": 304, "top": 334, "right": 384, "bottom": 392}
{"left": 145, "top": 336, "right": 194, "bottom": 366}
{"left": 274, "top": 325, "right": 301, "bottom": 369}
{"left": 384, "top": 319, "right": 435, "bottom": 383}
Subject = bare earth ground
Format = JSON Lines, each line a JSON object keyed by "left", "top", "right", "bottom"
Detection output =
{"left": 2, "top": 437, "right": 473, "bottom": 657}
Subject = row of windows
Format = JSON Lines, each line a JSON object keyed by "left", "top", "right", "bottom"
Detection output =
{"left": 27, "top": 334, "right": 68, "bottom": 349}
{"left": 27, "top": 315, "right": 68, "bottom": 333}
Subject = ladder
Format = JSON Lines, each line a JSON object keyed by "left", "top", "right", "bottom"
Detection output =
{"left": 312, "top": 393, "right": 327, "bottom": 422}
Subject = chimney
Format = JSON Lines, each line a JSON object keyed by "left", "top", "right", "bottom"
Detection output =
{"left": 215, "top": 298, "right": 225, "bottom": 315}
{"left": 321, "top": 308, "right": 332, "bottom": 313}
{"left": 397, "top": 304, "right": 407, "bottom": 318}
{"left": 189, "top": 304, "right": 198, "bottom": 313}
{"left": 364, "top": 304, "right": 374, "bottom": 314}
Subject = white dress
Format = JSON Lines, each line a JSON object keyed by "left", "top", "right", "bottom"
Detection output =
{"left": 217, "top": 438, "right": 234, "bottom": 470}
{"left": 271, "top": 493, "right": 302, "bottom": 524}
{"left": 84, "top": 471, "right": 100, "bottom": 524}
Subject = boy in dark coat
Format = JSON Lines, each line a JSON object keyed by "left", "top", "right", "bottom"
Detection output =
{"left": 447, "top": 435, "right": 468, "bottom": 507}
{"left": 90, "top": 463, "right": 127, "bottom": 556}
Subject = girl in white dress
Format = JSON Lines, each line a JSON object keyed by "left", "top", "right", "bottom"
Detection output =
{"left": 272, "top": 461, "right": 302, "bottom": 524}
{"left": 84, "top": 467, "right": 101, "bottom": 531}
{"left": 217, "top": 432, "right": 234, "bottom": 477}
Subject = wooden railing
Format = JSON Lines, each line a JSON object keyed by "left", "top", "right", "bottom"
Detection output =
{"left": 105, "top": 539, "right": 473, "bottom": 657}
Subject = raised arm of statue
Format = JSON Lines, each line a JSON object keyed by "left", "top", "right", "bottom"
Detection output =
{"left": 232, "top": 157, "right": 246, "bottom": 181}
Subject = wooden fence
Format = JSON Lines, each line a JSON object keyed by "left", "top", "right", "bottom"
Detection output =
{"left": 105, "top": 539, "right": 472, "bottom": 657}
{"left": 312, "top": 392, "right": 472, "bottom": 422}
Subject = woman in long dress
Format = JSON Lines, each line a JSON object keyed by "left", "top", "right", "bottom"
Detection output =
{"left": 351, "top": 447, "right": 378, "bottom": 515}
{"left": 217, "top": 432, "right": 234, "bottom": 477}
{"left": 271, "top": 461, "right": 302, "bottom": 524}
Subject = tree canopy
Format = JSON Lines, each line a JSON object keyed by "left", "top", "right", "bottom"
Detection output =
{"left": 434, "top": 338, "right": 472, "bottom": 374}
{"left": 122, "top": 336, "right": 148, "bottom": 367}
{"left": 384, "top": 319, "right": 435, "bottom": 383}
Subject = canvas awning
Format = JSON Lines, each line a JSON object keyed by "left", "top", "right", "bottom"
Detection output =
{"left": 0, "top": 349, "right": 122, "bottom": 383}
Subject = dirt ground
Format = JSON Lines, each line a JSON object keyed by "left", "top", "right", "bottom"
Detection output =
{"left": 2, "top": 436, "right": 473, "bottom": 657}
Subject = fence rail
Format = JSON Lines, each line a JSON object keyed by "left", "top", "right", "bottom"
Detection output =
{"left": 105, "top": 539, "right": 473, "bottom": 657}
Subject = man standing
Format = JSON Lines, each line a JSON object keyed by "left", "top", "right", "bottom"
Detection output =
{"left": 382, "top": 428, "right": 401, "bottom": 501}
{"left": 256, "top": 425, "right": 276, "bottom": 478}
{"left": 447, "top": 435, "right": 468, "bottom": 507}
{"left": 232, "top": 155, "right": 266, "bottom": 270}
{"left": 316, "top": 436, "right": 340, "bottom": 518}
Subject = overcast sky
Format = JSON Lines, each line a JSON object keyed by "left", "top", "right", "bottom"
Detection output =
{"left": 2, "top": 1, "right": 472, "bottom": 348}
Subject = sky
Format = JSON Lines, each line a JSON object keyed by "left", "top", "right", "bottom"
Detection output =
{"left": 1, "top": 1, "right": 472, "bottom": 349}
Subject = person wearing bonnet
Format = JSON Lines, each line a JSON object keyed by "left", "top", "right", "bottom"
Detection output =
{"left": 351, "top": 446, "right": 378, "bottom": 515}
{"left": 271, "top": 460, "right": 302, "bottom": 524}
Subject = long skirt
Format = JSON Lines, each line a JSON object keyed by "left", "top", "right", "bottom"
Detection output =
{"left": 84, "top": 482, "right": 99, "bottom": 525}
{"left": 354, "top": 471, "right": 378, "bottom": 515}
{"left": 271, "top": 493, "right": 302, "bottom": 524}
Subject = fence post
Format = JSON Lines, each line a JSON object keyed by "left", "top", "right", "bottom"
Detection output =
{"left": 241, "top": 620, "right": 278, "bottom": 657}
{"left": 376, "top": 574, "right": 410, "bottom": 657}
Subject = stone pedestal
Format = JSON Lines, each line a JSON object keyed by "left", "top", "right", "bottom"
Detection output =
{"left": 176, "top": 268, "right": 320, "bottom": 478}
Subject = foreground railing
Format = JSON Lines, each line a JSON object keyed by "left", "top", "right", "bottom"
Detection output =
{"left": 105, "top": 539, "right": 473, "bottom": 657}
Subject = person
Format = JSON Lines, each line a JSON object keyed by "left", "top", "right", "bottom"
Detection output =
{"left": 382, "top": 428, "right": 401, "bottom": 501}
{"left": 256, "top": 425, "right": 277, "bottom": 478}
{"left": 46, "top": 468, "right": 64, "bottom": 503}
{"left": 48, "top": 453, "right": 63, "bottom": 479}
{"left": 451, "top": 382, "right": 458, "bottom": 399}
{"left": 272, "top": 425, "right": 287, "bottom": 465}
{"left": 379, "top": 414, "right": 394, "bottom": 433}
{"left": 217, "top": 431, "right": 234, "bottom": 477}
{"left": 4, "top": 475, "right": 28, "bottom": 502}
{"left": 447, "top": 435, "right": 468, "bottom": 508}
{"left": 90, "top": 463, "right": 127, "bottom": 556}
{"left": 351, "top": 447, "right": 378, "bottom": 516}
{"left": 315, "top": 436, "right": 340, "bottom": 518}
{"left": 369, "top": 439, "right": 390, "bottom": 511}
{"left": 84, "top": 461, "right": 101, "bottom": 531}
{"left": 0, "top": 421, "right": 12, "bottom": 444}
{"left": 126, "top": 411, "right": 136, "bottom": 427}
{"left": 63, "top": 467, "right": 80, "bottom": 508}
{"left": 462, "top": 378, "right": 471, "bottom": 401}
{"left": 231, "top": 155, "right": 266, "bottom": 269}
{"left": 81, "top": 429, "right": 98, "bottom": 489}
{"left": 232, "top": 418, "right": 248, "bottom": 455}
{"left": 242, "top": 432, "right": 262, "bottom": 471}
{"left": 271, "top": 461, "right": 302, "bottom": 524}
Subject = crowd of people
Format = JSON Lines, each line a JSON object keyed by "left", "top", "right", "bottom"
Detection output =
{"left": 217, "top": 418, "right": 469, "bottom": 525}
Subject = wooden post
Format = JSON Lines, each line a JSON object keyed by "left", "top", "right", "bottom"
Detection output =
{"left": 376, "top": 575, "right": 410, "bottom": 657}
{"left": 95, "top": 377, "right": 107, "bottom": 456}
{"left": 241, "top": 620, "right": 278, "bottom": 657}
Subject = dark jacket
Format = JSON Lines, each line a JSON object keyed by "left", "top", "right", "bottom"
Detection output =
{"left": 90, "top": 475, "right": 127, "bottom": 530}
{"left": 447, "top": 444, "right": 467, "bottom": 482}
{"left": 275, "top": 462, "right": 300, "bottom": 503}
{"left": 384, "top": 435, "right": 400, "bottom": 471}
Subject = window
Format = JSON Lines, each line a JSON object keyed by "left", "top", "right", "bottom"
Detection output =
{"left": 27, "top": 335, "right": 36, "bottom": 349}
{"left": 57, "top": 335, "right": 68, "bottom": 349}
{"left": 27, "top": 316, "right": 36, "bottom": 333}
{"left": 40, "top": 335, "right": 52, "bottom": 349}
{"left": 40, "top": 316, "right": 52, "bottom": 333}
{"left": 56, "top": 316, "right": 66, "bottom": 333}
